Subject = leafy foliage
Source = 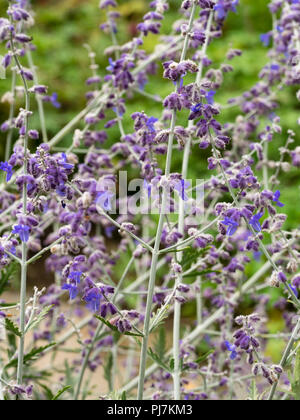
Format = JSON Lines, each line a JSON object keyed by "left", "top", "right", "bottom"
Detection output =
{"left": 0, "top": 262, "right": 18, "bottom": 296}
{"left": 5, "top": 343, "right": 56, "bottom": 369}
{"left": 5, "top": 318, "right": 22, "bottom": 337}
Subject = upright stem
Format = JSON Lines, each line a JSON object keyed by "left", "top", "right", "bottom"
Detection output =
{"left": 172, "top": 10, "right": 213, "bottom": 400}
{"left": 137, "top": 2, "right": 199, "bottom": 400}
{"left": 9, "top": 24, "right": 30, "bottom": 386}
{"left": 5, "top": 69, "right": 16, "bottom": 162}
{"left": 17, "top": 238, "right": 28, "bottom": 384}
{"left": 137, "top": 117, "right": 176, "bottom": 400}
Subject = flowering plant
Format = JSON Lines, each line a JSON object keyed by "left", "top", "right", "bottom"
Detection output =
{"left": 0, "top": 0, "right": 299, "bottom": 401}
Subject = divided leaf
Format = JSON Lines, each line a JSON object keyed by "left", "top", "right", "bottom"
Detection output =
{"left": 5, "top": 318, "right": 22, "bottom": 337}
{"left": 0, "top": 262, "right": 18, "bottom": 296}
{"left": 5, "top": 343, "right": 56, "bottom": 369}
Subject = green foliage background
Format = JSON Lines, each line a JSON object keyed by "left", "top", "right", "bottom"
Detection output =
{"left": 0, "top": 0, "right": 299, "bottom": 361}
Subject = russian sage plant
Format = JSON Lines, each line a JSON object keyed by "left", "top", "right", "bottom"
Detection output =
{"left": 0, "top": 0, "right": 299, "bottom": 401}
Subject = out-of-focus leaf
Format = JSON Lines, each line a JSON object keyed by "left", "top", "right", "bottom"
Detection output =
{"left": 195, "top": 349, "right": 214, "bottom": 364}
{"left": 5, "top": 343, "right": 56, "bottom": 369}
{"left": 292, "top": 347, "right": 300, "bottom": 400}
{"left": 0, "top": 262, "right": 18, "bottom": 296}
{"left": 52, "top": 385, "right": 72, "bottom": 400}
{"left": 148, "top": 348, "right": 171, "bottom": 373}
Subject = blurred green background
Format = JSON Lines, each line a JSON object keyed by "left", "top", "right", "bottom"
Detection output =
{"left": 0, "top": 0, "right": 299, "bottom": 361}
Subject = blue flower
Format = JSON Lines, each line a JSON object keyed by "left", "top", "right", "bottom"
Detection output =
{"left": 56, "top": 183, "right": 67, "bottom": 197}
{"left": 12, "top": 224, "right": 30, "bottom": 242}
{"left": 0, "top": 162, "right": 13, "bottom": 182}
{"left": 106, "top": 58, "right": 116, "bottom": 72}
{"left": 253, "top": 251, "right": 262, "bottom": 261}
{"left": 173, "top": 77, "right": 184, "bottom": 89}
{"left": 50, "top": 92, "right": 61, "bottom": 109}
{"left": 222, "top": 217, "right": 239, "bottom": 236}
{"left": 231, "top": 0, "right": 239, "bottom": 12}
{"left": 62, "top": 283, "right": 78, "bottom": 300}
{"left": 214, "top": 0, "right": 238, "bottom": 19}
{"left": 59, "top": 153, "right": 74, "bottom": 171}
{"left": 143, "top": 180, "right": 152, "bottom": 198}
{"left": 105, "top": 226, "right": 116, "bottom": 238}
{"left": 9, "top": 246, "right": 16, "bottom": 256}
{"left": 214, "top": 1, "right": 226, "bottom": 19}
{"left": 84, "top": 287, "right": 101, "bottom": 312}
{"left": 190, "top": 103, "right": 202, "bottom": 113}
{"left": 96, "top": 191, "right": 115, "bottom": 211}
{"left": 205, "top": 90, "right": 216, "bottom": 105}
{"left": 260, "top": 33, "right": 271, "bottom": 47}
{"left": 249, "top": 212, "right": 263, "bottom": 232}
{"left": 146, "top": 116, "right": 158, "bottom": 133}
{"left": 290, "top": 284, "right": 299, "bottom": 298}
{"left": 174, "top": 179, "right": 191, "bottom": 201}
{"left": 27, "top": 179, "right": 36, "bottom": 194}
{"left": 112, "top": 106, "right": 125, "bottom": 117}
{"left": 225, "top": 341, "right": 238, "bottom": 360}
{"left": 68, "top": 271, "right": 83, "bottom": 284}
{"left": 270, "top": 64, "right": 280, "bottom": 71}
{"left": 273, "top": 190, "right": 285, "bottom": 207}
